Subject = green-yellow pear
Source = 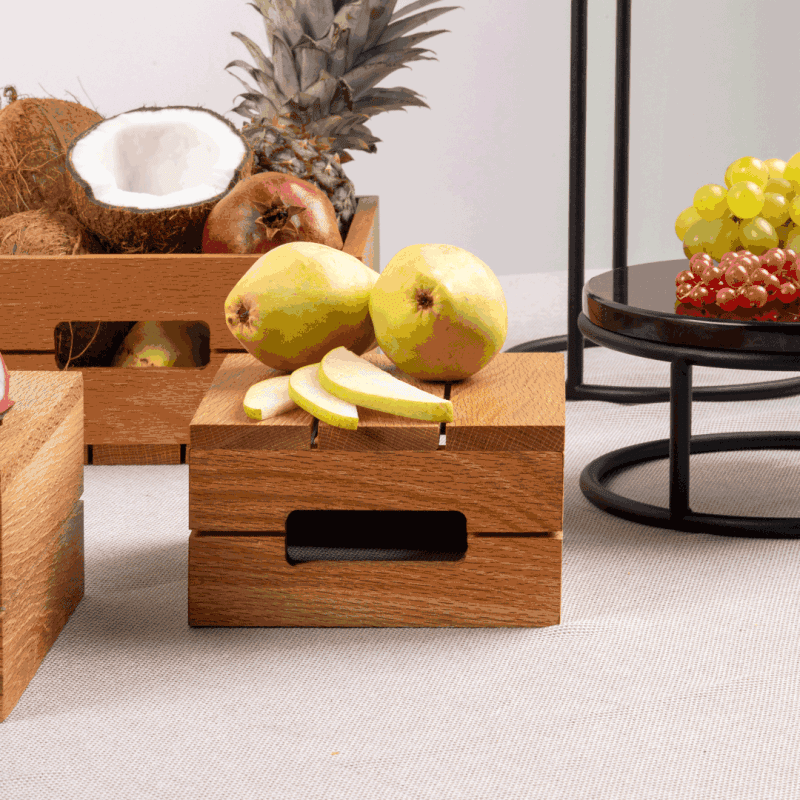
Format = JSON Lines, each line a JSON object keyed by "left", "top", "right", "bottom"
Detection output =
{"left": 368, "top": 244, "right": 508, "bottom": 381}
{"left": 243, "top": 375, "right": 296, "bottom": 420}
{"left": 224, "top": 241, "right": 378, "bottom": 372}
{"left": 288, "top": 362, "right": 359, "bottom": 430}
{"left": 319, "top": 346, "right": 453, "bottom": 422}
{"left": 112, "top": 321, "right": 201, "bottom": 368}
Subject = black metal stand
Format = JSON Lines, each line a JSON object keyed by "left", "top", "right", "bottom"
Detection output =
{"left": 577, "top": 313, "right": 800, "bottom": 537}
{"left": 507, "top": 0, "right": 800, "bottom": 405}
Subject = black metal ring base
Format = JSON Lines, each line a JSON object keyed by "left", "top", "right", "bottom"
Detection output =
{"left": 506, "top": 334, "right": 800, "bottom": 404}
{"left": 580, "top": 431, "right": 800, "bottom": 538}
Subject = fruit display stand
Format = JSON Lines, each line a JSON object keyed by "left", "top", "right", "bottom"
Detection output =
{"left": 0, "top": 196, "right": 378, "bottom": 466}
{"left": 0, "top": 370, "right": 84, "bottom": 721}
{"left": 187, "top": 351, "right": 563, "bottom": 628}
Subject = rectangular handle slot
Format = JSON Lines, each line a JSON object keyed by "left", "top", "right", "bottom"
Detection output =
{"left": 285, "top": 510, "right": 467, "bottom": 564}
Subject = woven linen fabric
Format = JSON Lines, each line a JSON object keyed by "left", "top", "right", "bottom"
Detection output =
{"left": 3, "top": 267, "right": 800, "bottom": 799}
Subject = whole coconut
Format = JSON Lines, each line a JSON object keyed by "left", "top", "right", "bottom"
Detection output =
{"left": 0, "top": 85, "right": 103, "bottom": 219}
{"left": 0, "top": 207, "right": 106, "bottom": 255}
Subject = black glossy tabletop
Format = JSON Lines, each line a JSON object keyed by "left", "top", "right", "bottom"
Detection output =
{"left": 582, "top": 259, "right": 800, "bottom": 353}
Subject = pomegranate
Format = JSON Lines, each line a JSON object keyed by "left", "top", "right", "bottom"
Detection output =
{"left": 202, "top": 172, "right": 343, "bottom": 254}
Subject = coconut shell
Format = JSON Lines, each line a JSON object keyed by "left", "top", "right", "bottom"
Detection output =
{"left": 0, "top": 207, "right": 107, "bottom": 255}
{"left": 67, "top": 105, "right": 255, "bottom": 255}
{"left": 0, "top": 85, "right": 103, "bottom": 219}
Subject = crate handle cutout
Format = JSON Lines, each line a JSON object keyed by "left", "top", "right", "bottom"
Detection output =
{"left": 54, "top": 320, "right": 210, "bottom": 369}
{"left": 284, "top": 510, "right": 467, "bottom": 564}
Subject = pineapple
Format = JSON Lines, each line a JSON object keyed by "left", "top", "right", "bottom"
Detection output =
{"left": 226, "top": 0, "right": 462, "bottom": 239}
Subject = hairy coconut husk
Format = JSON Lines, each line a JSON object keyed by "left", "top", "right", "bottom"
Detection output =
{"left": 0, "top": 85, "right": 103, "bottom": 219}
{"left": 0, "top": 207, "right": 107, "bottom": 255}
{"left": 67, "top": 105, "right": 255, "bottom": 254}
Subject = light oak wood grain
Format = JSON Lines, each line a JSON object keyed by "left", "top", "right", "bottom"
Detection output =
{"left": 188, "top": 529, "right": 561, "bottom": 627}
{"left": 188, "top": 352, "right": 564, "bottom": 627}
{"left": 0, "top": 198, "right": 378, "bottom": 464}
{"left": 0, "top": 372, "right": 84, "bottom": 721}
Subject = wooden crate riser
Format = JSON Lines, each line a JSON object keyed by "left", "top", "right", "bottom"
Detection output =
{"left": 0, "top": 197, "right": 378, "bottom": 465}
{"left": 187, "top": 351, "right": 565, "bottom": 628}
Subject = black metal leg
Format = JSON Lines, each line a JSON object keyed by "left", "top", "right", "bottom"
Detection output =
{"left": 669, "top": 359, "right": 691, "bottom": 521}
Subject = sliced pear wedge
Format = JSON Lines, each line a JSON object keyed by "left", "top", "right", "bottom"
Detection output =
{"left": 318, "top": 346, "right": 454, "bottom": 423}
{"left": 243, "top": 375, "right": 297, "bottom": 421}
{"left": 288, "top": 363, "right": 359, "bottom": 430}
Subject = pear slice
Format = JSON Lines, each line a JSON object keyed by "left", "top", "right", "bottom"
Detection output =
{"left": 243, "top": 375, "right": 297, "bottom": 421}
{"left": 318, "top": 346, "right": 454, "bottom": 423}
{"left": 288, "top": 363, "right": 359, "bottom": 430}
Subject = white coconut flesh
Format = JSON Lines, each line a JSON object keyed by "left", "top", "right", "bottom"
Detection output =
{"left": 69, "top": 108, "right": 248, "bottom": 210}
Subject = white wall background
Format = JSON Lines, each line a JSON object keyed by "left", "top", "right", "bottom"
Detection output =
{"left": 3, "top": 0, "right": 799, "bottom": 276}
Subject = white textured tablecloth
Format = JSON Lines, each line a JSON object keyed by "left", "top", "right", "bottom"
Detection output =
{"left": 4, "top": 267, "right": 800, "bottom": 798}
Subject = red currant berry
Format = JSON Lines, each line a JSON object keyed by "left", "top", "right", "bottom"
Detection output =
{"left": 715, "top": 287, "right": 740, "bottom": 310}
{"left": 740, "top": 284, "right": 769, "bottom": 308}
{"left": 676, "top": 269, "right": 697, "bottom": 287}
{"left": 760, "top": 248, "right": 785, "bottom": 273}
{"left": 701, "top": 264, "right": 724, "bottom": 284}
{"left": 725, "top": 262, "right": 749, "bottom": 288}
{"left": 778, "top": 281, "right": 800, "bottom": 303}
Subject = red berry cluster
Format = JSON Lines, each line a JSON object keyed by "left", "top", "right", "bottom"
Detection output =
{"left": 676, "top": 248, "right": 800, "bottom": 310}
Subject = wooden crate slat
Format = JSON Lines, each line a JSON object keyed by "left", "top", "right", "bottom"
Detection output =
{"left": 188, "top": 528, "right": 561, "bottom": 628}
{"left": 4, "top": 352, "right": 229, "bottom": 445}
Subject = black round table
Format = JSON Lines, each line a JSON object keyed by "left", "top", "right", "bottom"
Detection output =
{"left": 577, "top": 258, "right": 800, "bottom": 538}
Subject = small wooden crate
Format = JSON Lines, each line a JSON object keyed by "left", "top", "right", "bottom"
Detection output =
{"left": 0, "top": 371, "right": 84, "bottom": 721}
{"left": 0, "top": 196, "right": 379, "bottom": 467}
{"left": 187, "top": 351, "right": 564, "bottom": 627}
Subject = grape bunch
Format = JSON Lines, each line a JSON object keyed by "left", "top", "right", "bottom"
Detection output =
{"left": 675, "top": 155, "right": 800, "bottom": 260}
{"left": 675, "top": 248, "right": 799, "bottom": 310}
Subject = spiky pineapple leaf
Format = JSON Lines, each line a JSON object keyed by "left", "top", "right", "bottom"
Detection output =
{"left": 363, "top": 29, "right": 451, "bottom": 59}
{"left": 225, "top": 58, "right": 275, "bottom": 87}
{"left": 376, "top": 6, "right": 463, "bottom": 47}
{"left": 271, "top": 33, "right": 301, "bottom": 97}
{"left": 362, "top": 1, "right": 399, "bottom": 52}
{"left": 391, "top": 0, "right": 454, "bottom": 22}
{"left": 333, "top": 0, "right": 371, "bottom": 71}
{"left": 231, "top": 30, "right": 273, "bottom": 76}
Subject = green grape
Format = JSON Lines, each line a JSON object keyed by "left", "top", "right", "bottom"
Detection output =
{"left": 725, "top": 157, "right": 770, "bottom": 189}
{"left": 727, "top": 180, "right": 765, "bottom": 218}
{"left": 789, "top": 196, "right": 800, "bottom": 226}
{"left": 675, "top": 205, "right": 702, "bottom": 241}
{"left": 764, "top": 176, "right": 795, "bottom": 201}
{"left": 786, "top": 226, "right": 800, "bottom": 254}
{"left": 693, "top": 183, "right": 728, "bottom": 221}
{"left": 786, "top": 152, "right": 800, "bottom": 192}
{"left": 760, "top": 193, "right": 790, "bottom": 228}
{"left": 709, "top": 216, "right": 741, "bottom": 261}
{"left": 682, "top": 218, "right": 716, "bottom": 258}
{"left": 763, "top": 158, "right": 787, "bottom": 180}
{"left": 738, "top": 217, "right": 778, "bottom": 255}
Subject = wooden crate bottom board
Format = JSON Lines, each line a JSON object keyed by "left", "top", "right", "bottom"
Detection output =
{"left": 188, "top": 529, "right": 561, "bottom": 628}
{"left": 84, "top": 444, "right": 190, "bottom": 465}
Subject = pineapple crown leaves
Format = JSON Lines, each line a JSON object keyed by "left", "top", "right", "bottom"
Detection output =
{"left": 226, "top": 0, "right": 463, "bottom": 158}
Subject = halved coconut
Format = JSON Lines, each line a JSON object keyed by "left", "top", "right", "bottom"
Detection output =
{"left": 66, "top": 106, "right": 254, "bottom": 254}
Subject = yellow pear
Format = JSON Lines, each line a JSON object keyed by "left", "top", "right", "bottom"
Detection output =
{"left": 319, "top": 347, "right": 453, "bottom": 422}
{"left": 224, "top": 241, "right": 378, "bottom": 372}
{"left": 368, "top": 244, "right": 508, "bottom": 381}
{"left": 243, "top": 375, "right": 297, "bottom": 420}
{"left": 112, "top": 321, "right": 200, "bottom": 368}
{"left": 288, "top": 362, "right": 359, "bottom": 430}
